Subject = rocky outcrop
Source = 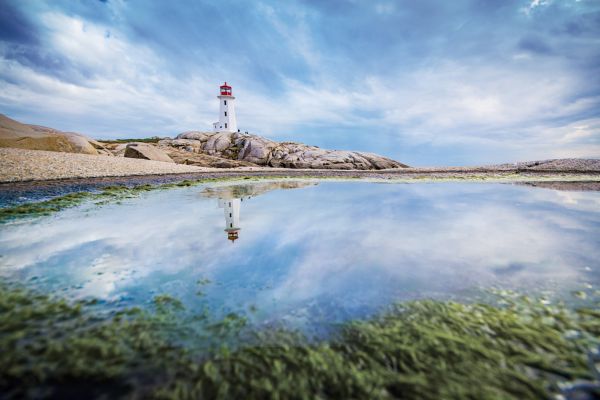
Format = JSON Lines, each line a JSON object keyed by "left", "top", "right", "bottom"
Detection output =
{"left": 0, "top": 114, "right": 112, "bottom": 156}
{"left": 160, "top": 145, "right": 256, "bottom": 168}
{"left": 161, "top": 131, "right": 407, "bottom": 170}
{"left": 124, "top": 143, "right": 174, "bottom": 163}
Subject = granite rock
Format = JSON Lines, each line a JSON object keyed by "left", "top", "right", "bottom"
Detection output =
{"left": 124, "top": 143, "right": 174, "bottom": 163}
{"left": 0, "top": 114, "right": 107, "bottom": 155}
{"left": 172, "top": 131, "right": 407, "bottom": 169}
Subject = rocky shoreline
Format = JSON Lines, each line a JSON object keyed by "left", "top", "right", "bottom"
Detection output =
{"left": 2, "top": 113, "right": 599, "bottom": 186}
{"left": 1, "top": 147, "right": 599, "bottom": 184}
{"left": 1, "top": 147, "right": 599, "bottom": 190}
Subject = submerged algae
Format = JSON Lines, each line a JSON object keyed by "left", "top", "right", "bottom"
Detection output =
{"left": 0, "top": 282, "right": 598, "bottom": 399}
{"left": 0, "top": 177, "right": 275, "bottom": 223}
{"left": 0, "top": 191, "right": 93, "bottom": 219}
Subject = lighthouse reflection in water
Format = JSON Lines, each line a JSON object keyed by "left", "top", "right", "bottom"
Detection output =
{"left": 218, "top": 197, "right": 249, "bottom": 242}
{"left": 201, "top": 180, "right": 317, "bottom": 243}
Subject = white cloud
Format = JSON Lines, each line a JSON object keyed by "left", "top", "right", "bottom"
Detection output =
{"left": 370, "top": 60, "right": 591, "bottom": 134}
{"left": 557, "top": 118, "right": 600, "bottom": 143}
{"left": 521, "top": 0, "right": 551, "bottom": 15}
{"left": 0, "top": 12, "right": 219, "bottom": 136}
{"left": 244, "top": 57, "right": 599, "bottom": 158}
{"left": 0, "top": 6, "right": 597, "bottom": 162}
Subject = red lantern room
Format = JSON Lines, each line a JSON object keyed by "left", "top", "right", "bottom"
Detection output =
{"left": 226, "top": 228, "right": 239, "bottom": 243}
{"left": 220, "top": 82, "right": 232, "bottom": 96}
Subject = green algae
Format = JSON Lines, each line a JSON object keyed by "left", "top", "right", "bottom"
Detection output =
{"left": 0, "top": 281, "right": 598, "bottom": 399}
{"left": 0, "top": 177, "right": 271, "bottom": 223}
{"left": 0, "top": 192, "right": 93, "bottom": 219}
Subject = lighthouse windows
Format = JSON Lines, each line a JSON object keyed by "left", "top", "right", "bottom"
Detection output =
{"left": 225, "top": 123, "right": 228, "bottom": 128}
{"left": 224, "top": 111, "right": 227, "bottom": 116}
{"left": 224, "top": 100, "right": 227, "bottom": 105}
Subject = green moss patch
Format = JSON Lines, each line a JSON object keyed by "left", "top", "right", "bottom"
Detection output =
{"left": 0, "top": 192, "right": 93, "bottom": 220}
{"left": 0, "top": 282, "right": 598, "bottom": 399}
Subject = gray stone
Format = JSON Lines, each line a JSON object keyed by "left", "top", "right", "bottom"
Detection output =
{"left": 176, "top": 131, "right": 212, "bottom": 142}
{"left": 164, "top": 130, "right": 408, "bottom": 169}
{"left": 124, "top": 143, "right": 174, "bottom": 163}
{"left": 205, "top": 132, "right": 233, "bottom": 154}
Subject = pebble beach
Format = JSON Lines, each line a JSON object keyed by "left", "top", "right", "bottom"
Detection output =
{"left": 1, "top": 147, "right": 599, "bottom": 184}
{"left": 0, "top": 148, "right": 211, "bottom": 182}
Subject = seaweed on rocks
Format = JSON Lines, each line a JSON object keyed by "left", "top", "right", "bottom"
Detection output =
{"left": 1, "top": 281, "right": 598, "bottom": 399}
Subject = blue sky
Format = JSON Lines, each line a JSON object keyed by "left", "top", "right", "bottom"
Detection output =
{"left": 0, "top": 0, "right": 599, "bottom": 166}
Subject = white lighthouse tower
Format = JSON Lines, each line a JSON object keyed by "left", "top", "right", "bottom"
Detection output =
{"left": 218, "top": 197, "right": 241, "bottom": 242}
{"left": 212, "top": 82, "right": 238, "bottom": 133}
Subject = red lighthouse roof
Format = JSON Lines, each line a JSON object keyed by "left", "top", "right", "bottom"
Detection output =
{"left": 226, "top": 228, "right": 239, "bottom": 242}
{"left": 220, "top": 82, "right": 232, "bottom": 96}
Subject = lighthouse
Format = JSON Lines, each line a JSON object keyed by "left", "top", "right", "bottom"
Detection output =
{"left": 217, "top": 197, "right": 249, "bottom": 242}
{"left": 212, "top": 82, "right": 238, "bottom": 133}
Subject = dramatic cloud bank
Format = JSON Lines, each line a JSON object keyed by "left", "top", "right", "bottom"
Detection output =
{"left": 0, "top": 0, "right": 598, "bottom": 165}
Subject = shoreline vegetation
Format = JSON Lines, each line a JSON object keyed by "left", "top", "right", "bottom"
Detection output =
{"left": 0, "top": 281, "right": 598, "bottom": 399}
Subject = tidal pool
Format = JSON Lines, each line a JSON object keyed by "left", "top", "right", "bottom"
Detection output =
{"left": 0, "top": 180, "right": 599, "bottom": 336}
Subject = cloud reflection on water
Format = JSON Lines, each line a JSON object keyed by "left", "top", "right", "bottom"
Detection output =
{"left": 0, "top": 181, "right": 598, "bottom": 332}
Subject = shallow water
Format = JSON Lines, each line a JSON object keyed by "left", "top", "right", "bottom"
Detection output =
{"left": 1, "top": 180, "right": 599, "bottom": 335}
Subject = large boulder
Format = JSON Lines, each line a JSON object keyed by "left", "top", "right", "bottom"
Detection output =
{"left": 239, "top": 136, "right": 277, "bottom": 164}
{"left": 124, "top": 143, "right": 174, "bottom": 163}
{"left": 205, "top": 132, "right": 234, "bottom": 154}
{"left": 0, "top": 114, "right": 102, "bottom": 155}
{"left": 176, "top": 131, "right": 213, "bottom": 142}
{"left": 108, "top": 143, "right": 131, "bottom": 157}
{"left": 86, "top": 137, "right": 114, "bottom": 156}
{"left": 26, "top": 125, "right": 99, "bottom": 155}
{"left": 159, "top": 138, "right": 202, "bottom": 153}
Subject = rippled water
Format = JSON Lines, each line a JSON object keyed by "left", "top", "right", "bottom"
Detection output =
{"left": 1, "top": 180, "right": 599, "bottom": 335}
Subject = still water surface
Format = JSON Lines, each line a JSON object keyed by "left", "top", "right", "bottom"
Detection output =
{"left": 1, "top": 180, "right": 599, "bottom": 335}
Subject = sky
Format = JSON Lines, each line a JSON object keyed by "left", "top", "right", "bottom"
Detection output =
{"left": 0, "top": 0, "right": 599, "bottom": 166}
